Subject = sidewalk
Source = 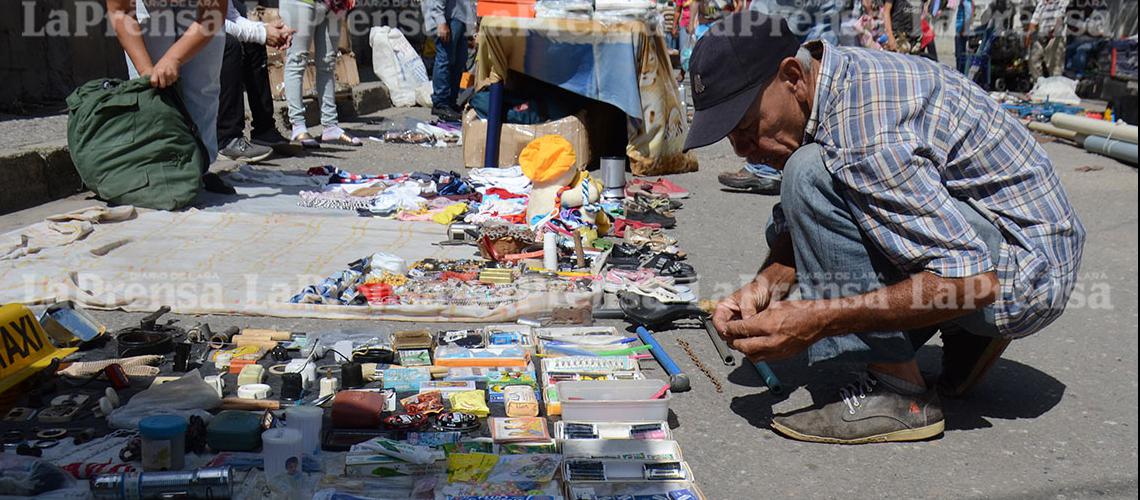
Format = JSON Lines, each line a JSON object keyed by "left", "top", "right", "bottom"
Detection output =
{"left": 0, "top": 82, "right": 392, "bottom": 214}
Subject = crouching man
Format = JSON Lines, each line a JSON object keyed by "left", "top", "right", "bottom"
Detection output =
{"left": 686, "top": 13, "right": 1085, "bottom": 444}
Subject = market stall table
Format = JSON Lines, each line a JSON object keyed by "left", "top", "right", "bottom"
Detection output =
{"left": 476, "top": 16, "right": 698, "bottom": 176}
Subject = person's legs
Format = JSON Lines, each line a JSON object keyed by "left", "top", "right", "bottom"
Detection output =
{"left": 279, "top": 0, "right": 315, "bottom": 136}
{"left": 1044, "top": 34, "right": 1066, "bottom": 77}
{"left": 216, "top": 33, "right": 246, "bottom": 147}
{"left": 1029, "top": 39, "right": 1045, "bottom": 81}
{"left": 313, "top": 3, "right": 340, "bottom": 130}
{"left": 447, "top": 20, "right": 468, "bottom": 111}
{"left": 955, "top": 34, "right": 968, "bottom": 73}
{"left": 240, "top": 41, "right": 280, "bottom": 141}
{"left": 431, "top": 20, "right": 462, "bottom": 113}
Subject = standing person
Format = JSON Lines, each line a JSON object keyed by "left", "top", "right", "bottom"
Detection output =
{"left": 217, "top": 3, "right": 295, "bottom": 163}
{"left": 1025, "top": 0, "right": 1070, "bottom": 81}
{"left": 280, "top": 0, "right": 361, "bottom": 148}
{"left": 423, "top": 0, "right": 475, "bottom": 122}
{"left": 106, "top": 0, "right": 232, "bottom": 193}
{"left": 686, "top": 13, "right": 1084, "bottom": 444}
{"left": 676, "top": 0, "right": 697, "bottom": 82}
{"left": 954, "top": 0, "right": 975, "bottom": 72}
{"left": 867, "top": 0, "right": 921, "bottom": 53}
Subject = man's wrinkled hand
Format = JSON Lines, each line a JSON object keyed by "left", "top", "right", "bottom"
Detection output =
{"left": 723, "top": 300, "right": 825, "bottom": 361}
{"left": 711, "top": 279, "right": 771, "bottom": 341}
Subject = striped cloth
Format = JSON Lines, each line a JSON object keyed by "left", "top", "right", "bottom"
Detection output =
{"left": 798, "top": 42, "right": 1086, "bottom": 339}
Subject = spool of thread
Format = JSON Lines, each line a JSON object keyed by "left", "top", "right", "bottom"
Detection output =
{"left": 280, "top": 373, "right": 303, "bottom": 401}
{"left": 318, "top": 377, "right": 339, "bottom": 399}
{"left": 172, "top": 342, "right": 192, "bottom": 372}
{"left": 340, "top": 362, "right": 364, "bottom": 389}
{"left": 543, "top": 233, "right": 558, "bottom": 270}
{"left": 237, "top": 384, "right": 271, "bottom": 400}
{"left": 103, "top": 363, "right": 131, "bottom": 390}
{"left": 284, "top": 406, "right": 323, "bottom": 455}
{"left": 261, "top": 428, "right": 303, "bottom": 479}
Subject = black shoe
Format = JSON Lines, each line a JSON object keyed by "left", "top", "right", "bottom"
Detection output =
{"left": 432, "top": 106, "right": 462, "bottom": 122}
{"left": 718, "top": 168, "right": 781, "bottom": 195}
{"left": 250, "top": 129, "right": 290, "bottom": 147}
{"left": 202, "top": 172, "right": 236, "bottom": 195}
{"left": 624, "top": 207, "right": 676, "bottom": 228}
{"left": 218, "top": 137, "right": 273, "bottom": 163}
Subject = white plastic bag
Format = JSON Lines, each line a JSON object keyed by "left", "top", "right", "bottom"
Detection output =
{"left": 369, "top": 27, "right": 431, "bottom": 108}
{"left": 1028, "top": 76, "right": 1081, "bottom": 106}
{"left": 0, "top": 456, "right": 89, "bottom": 500}
{"left": 107, "top": 369, "right": 221, "bottom": 429}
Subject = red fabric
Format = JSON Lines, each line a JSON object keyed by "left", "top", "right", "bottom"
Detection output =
{"left": 920, "top": 19, "right": 935, "bottom": 49}
{"left": 484, "top": 187, "right": 529, "bottom": 199}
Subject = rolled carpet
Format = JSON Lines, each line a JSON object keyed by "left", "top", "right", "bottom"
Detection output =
{"left": 1052, "top": 113, "right": 1138, "bottom": 144}
{"left": 1027, "top": 121, "right": 1080, "bottom": 141}
{"left": 1084, "top": 135, "right": 1138, "bottom": 165}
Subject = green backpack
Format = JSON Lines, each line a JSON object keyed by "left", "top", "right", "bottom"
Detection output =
{"left": 66, "top": 77, "right": 205, "bottom": 210}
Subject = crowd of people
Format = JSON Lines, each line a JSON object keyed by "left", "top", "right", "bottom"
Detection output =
{"left": 656, "top": 0, "right": 1092, "bottom": 195}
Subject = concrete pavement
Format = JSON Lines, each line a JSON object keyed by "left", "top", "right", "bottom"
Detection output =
{"left": 1, "top": 105, "right": 1136, "bottom": 499}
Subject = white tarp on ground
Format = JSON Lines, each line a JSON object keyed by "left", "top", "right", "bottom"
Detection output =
{"left": 0, "top": 197, "right": 594, "bottom": 321}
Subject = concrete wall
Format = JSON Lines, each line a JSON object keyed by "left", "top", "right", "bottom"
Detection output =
{"left": 2, "top": 0, "right": 129, "bottom": 112}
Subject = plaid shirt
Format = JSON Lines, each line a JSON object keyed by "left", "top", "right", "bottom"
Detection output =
{"left": 794, "top": 43, "right": 1086, "bottom": 338}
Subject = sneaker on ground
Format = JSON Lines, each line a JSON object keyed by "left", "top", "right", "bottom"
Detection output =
{"left": 771, "top": 372, "right": 945, "bottom": 444}
{"left": 250, "top": 129, "right": 289, "bottom": 147}
{"left": 218, "top": 137, "right": 273, "bottom": 163}
{"left": 432, "top": 106, "right": 462, "bottom": 122}
{"left": 718, "top": 168, "right": 781, "bottom": 195}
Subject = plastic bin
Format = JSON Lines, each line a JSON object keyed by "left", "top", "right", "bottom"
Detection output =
{"left": 557, "top": 379, "right": 670, "bottom": 422}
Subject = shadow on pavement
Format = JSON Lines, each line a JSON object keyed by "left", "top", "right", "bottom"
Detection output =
{"left": 725, "top": 346, "right": 1066, "bottom": 433}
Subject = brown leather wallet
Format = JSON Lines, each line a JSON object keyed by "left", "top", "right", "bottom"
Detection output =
{"left": 331, "top": 391, "right": 385, "bottom": 428}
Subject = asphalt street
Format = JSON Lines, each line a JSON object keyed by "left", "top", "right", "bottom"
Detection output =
{"left": 2, "top": 106, "right": 1136, "bottom": 499}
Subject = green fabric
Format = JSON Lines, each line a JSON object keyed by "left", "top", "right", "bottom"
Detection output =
{"left": 66, "top": 77, "right": 204, "bottom": 210}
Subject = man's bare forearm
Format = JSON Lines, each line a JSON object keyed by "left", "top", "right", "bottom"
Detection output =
{"left": 815, "top": 271, "right": 999, "bottom": 337}
{"left": 162, "top": 0, "right": 227, "bottom": 65}
{"left": 756, "top": 232, "right": 797, "bottom": 302}
{"left": 108, "top": 0, "right": 153, "bottom": 73}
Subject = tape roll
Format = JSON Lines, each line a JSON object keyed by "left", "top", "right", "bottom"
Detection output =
{"left": 36, "top": 428, "right": 67, "bottom": 439}
{"left": 237, "top": 383, "right": 271, "bottom": 400}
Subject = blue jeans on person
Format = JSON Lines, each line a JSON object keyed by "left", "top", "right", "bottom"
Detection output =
{"left": 767, "top": 144, "right": 1004, "bottom": 365}
{"left": 280, "top": 0, "right": 341, "bottom": 133}
{"left": 955, "top": 34, "right": 969, "bottom": 73}
{"left": 431, "top": 19, "right": 468, "bottom": 110}
{"left": 745, "top": 162, "right": 782, "bottom": 179}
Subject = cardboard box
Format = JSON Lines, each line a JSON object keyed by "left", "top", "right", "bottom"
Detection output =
{"left": 462, "top": 108, "right": 591, "bottom": 169}
{"left": 477, "top": 1, "right": 537, "bottom": 17}
{"left": 267, "top": 52, "right": 358, "bottom": 101}
{"left": 251, "top": 7, "right": 359, "bottom": 101}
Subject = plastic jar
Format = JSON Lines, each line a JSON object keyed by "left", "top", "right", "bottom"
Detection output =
{"left": 138, "top": 415, "right": 187, "bottom": 471}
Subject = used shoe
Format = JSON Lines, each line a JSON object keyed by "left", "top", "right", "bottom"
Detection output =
{"left": 202, "top": 172, "right": 237, "bottom": 195}
{"left": 432, "top": 106, "right": 462, "bottom": 122}
{"left": 718, "top": 168, "right": 781, "bottom": 195}
{"left": 771, "top": 373, "right": 945, "bottom": 445}
{"left": 251, "top": 129, "right": 289, "bottom": 147}
{"left": 218, "top": 137, "right": 273, "bottom": 163}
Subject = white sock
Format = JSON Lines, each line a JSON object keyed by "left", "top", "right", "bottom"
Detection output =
{"left": 291, "top": 125, "right": 309, "bottom": 140}
{"left": 322, "top": 126, "right": 344, "bottom": 140}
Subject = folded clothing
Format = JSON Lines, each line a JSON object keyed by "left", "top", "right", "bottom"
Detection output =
{"left": 468, "top": 166, "right": 532, "bottom": 195}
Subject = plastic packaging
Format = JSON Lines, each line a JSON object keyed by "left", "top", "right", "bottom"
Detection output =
{"left": 138, "top": 415, "right": 187, "bottom": 471}
{"left": 368, "top": 27, "right": 431, "bottom": 107}
{"left": 0, "top": 455, "right": 86, "bottom": 500}
{"left": 557, "top": 379, "right": 671, "bottom": 422}
{"left": 108, "top": 370, "right": 221, "bottom": 429}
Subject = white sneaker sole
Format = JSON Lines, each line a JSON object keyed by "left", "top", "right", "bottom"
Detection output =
{"left": 219, "top": 150, "right": 272, "bottom": 163}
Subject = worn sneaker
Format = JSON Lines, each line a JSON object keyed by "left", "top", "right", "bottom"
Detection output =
{"left": 432, "top": 106, "right": 462, "bottom": 122}
{"left": 718, "top": 168, "right": 781, "bottom": 195}
{"left": 771, "top": 373, "right": 945, "bottom": 444}
{"left": 250, "top": 129, "right": 289, "bottom": 147}
{"left": 218, "top": 137, "right": 273, "bottom": 163}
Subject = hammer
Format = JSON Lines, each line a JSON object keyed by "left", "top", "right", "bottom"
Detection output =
{"left": 636, "top": 326, "right": 691, "bottom": 393}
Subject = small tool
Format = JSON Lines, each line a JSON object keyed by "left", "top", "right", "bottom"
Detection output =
{"left": 751, "top": 359, "right": 783, "bottom": 395}
{"left": 635, "top": 326, "right": 690, "bottom": 393}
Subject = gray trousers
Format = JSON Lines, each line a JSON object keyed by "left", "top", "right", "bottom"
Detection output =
{"left": 279, "top": 0, "right": 340, "bottom": 129}
{"left": 767, "top": 144, "right": 1005, "bottom": 365}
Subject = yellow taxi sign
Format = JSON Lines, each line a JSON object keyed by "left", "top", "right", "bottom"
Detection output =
{"left": 0, "top": 303, "right": 78, "bottom": 394}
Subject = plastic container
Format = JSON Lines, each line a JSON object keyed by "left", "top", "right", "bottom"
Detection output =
{"left": 557, "top": 379, "right": 670, "bottom": 422}
{"left": 261, "top": 428, "right": 303, "bottom": 480}
{"left": 285, "top": 406, "right": 324, "bottom": 455}
{"left": 138, "top": 415, "right": 187, "bottom": 471}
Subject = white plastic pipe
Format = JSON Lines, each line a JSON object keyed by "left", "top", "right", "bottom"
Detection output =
{"left": 1051, "top": 114, "right": 1137, "bottom": 144}
{"left": 1084, "top": 135, "right": 1138, "bottom": 165}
